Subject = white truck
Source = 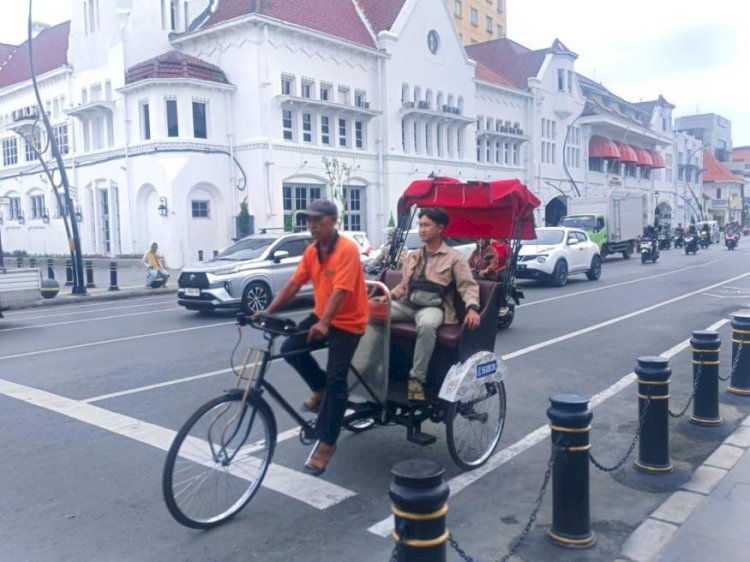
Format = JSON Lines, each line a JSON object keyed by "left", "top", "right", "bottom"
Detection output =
{"left": 558, "top": 192, "right": 648, "bottom": 259}
{"left": 0, "top": 268, "right": 41, "bottom": 317}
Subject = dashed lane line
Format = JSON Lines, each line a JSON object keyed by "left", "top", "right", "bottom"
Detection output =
{"left": 6, "top": 294, "right": 176, "bottom": 316}
{"left": 367, "top": 317, "right": 732, "bottom": 537}
{"left": 4, "top": 299, "right": 178, "bottom": 321}
{"left": 0, "top": 308, "right": 182, "bottom": 333}
{"left": 0, "top": 378, "right": 355, "bottom": 510}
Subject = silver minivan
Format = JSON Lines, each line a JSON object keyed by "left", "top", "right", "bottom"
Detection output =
{"left": 177, "top": 232, "right": 313, "bottom": 313}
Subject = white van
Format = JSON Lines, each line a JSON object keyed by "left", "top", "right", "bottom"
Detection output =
{"left": 694, "top": 220, "right": 721, "bottom": 244}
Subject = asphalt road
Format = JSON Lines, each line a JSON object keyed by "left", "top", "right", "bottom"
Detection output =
{"left": 2, "top": 242, "right": 750, "bottom": 562}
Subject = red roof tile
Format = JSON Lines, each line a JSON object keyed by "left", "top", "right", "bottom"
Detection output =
{"left": 356, "top": 0, "right": 405, "bottom": 35}
{"left": 125, "top": 51, "right": 229, "bottom": 85}
{"left": 732, "top": 146, "right": 750, "bottom": 162}
{"left": 466, "top": 38, "right": 546, "bottom": 90}
{"left": 203, "top": 0, "right": 376, "bottom": 48}
{"left": 474, "top": 61, "right": 514, "bottom": 88}
{"left": 0, "top": 21, "right": 69, "bottom": 89}
{"left": 703, "top": 150, "right": 742, "bottom": 183}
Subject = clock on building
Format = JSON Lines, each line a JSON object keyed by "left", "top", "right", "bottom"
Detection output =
{"left": 427, "top": 30, "right": 440, "bottom": 54}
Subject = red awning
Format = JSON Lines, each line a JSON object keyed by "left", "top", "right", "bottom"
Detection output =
{"left": 634, "top": 148, "right": 654, "bottom": 167}
{"left": 617, "top": 143, "right": 638, "bottom": 163}
{"left": 589, "top": 136, "right": 621, "bottom": 159}
{"left": 650, "top": 151, "right": 666, "bottom": 169}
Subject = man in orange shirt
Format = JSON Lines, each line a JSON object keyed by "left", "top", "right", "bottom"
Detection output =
{"left": 261, "top": 199, "right": 368, "bottom": 475}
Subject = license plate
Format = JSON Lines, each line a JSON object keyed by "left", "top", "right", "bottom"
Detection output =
{"left": 185, "top": 288, "right": 200, "bottom": 297}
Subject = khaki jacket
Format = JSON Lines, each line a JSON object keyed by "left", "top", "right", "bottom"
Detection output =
{"left": 391, "top": 242, "right": 480, "bottom": 324}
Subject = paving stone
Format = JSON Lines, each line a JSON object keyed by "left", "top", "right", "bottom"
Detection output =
{"left": 620, "top": 519, "right": 678, "bottom": 562}
{"left": 741, "top": 415, "right": 750, "bottom": 427}
{"left": 724, "top": 426, "right": 750, "bottom": 448}
{"left": 650, "top": 490, "right": 705, "bottom": 525}
{"left": 704, "top": 444, "right": 744, "bottom": 470}
{"left": 680, "top": 465, "right": 728, "bottom": 495}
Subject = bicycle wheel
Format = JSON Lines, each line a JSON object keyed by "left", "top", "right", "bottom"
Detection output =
{"left": 162, "top": 393, "right": 277, "bottom": 529}
{"left": 446, "top": 380, "right": 506, "bottom": 470}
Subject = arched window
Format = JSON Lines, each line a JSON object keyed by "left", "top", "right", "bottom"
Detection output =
{"left": 401, "top": 84, "right": 410, "bottom": 104}
{"left": 413, "top": 86, "right": 422, "bottom": 104}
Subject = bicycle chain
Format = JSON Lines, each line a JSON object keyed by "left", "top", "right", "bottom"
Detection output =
{"left": 669, "top": 363, "right": 701, "bottom": 418}
{"left": 589, "top": 397, "right": 651, "bottom": 473}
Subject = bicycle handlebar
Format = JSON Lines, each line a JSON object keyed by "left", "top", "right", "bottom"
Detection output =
{"left": 235, "top": 312, "right": 305, "bottom": 336}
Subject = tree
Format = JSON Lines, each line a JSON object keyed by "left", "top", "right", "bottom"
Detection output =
{"left": 322, "top": 156, "right": 352, "bottom": 229}
{"left": 387, "top": 212, "right": 395, "bottom": 228}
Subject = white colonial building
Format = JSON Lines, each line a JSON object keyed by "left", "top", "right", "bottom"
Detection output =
{"left": 0, "top": 0, "right": 701, "bottom": 267}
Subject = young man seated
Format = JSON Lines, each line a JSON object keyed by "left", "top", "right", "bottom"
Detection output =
{"left": 383, "top": 208, "right": 481, "bottom": 401}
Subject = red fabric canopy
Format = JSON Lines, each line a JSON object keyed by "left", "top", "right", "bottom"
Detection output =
{"left": 589, "top": 136, "right": 621, "bottom": 159}
{"left": 634, "top": 148, "right": 654, "bottom": 167}
{"left": 397, "top": 177, "right": 541, "bottom": 240}
{"left": 650, "top": 151, "right": 666, "bottom": 169}
{"left": 617, "top": 143, "right": 638, "bottom": 163}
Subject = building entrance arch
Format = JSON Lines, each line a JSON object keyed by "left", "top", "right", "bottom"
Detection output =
{"left": 545, "top": 195, "right": 568, "bottom": 226}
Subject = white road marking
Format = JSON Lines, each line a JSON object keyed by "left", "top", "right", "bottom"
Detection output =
{"left": 520, "top": 260, "right": 720, "bottom": 309}
{"left": 0, "top": 378, "right": 355, "bottom": 510}
{"left": 6, "top": 295, "right": 176, "bottom": 317}
{"left": 5, "top": 299, "right": 178, "bottom": 321}
{"left": 0, "top": 308, "right": 181, "bottom": 333}
{"left": 367, "top": 316, "right": 731, "bottom": 537}
{"left": 0, "top": 322, "right": 234, "bottom": 361}
{"left": 502, "top": 271, "right": 750, "bottom": 361}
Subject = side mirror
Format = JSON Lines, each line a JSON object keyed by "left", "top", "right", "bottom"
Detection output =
{"left": 272, "top": 250, "right": 290, "bottom": 263}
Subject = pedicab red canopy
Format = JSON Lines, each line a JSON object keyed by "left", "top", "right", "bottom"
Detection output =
{"left": 397, "top": 177, "right": 541, "bottom": 240}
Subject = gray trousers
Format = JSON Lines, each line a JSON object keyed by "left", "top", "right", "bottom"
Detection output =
{"left": 391, "top": 300, "right": 444, "bottom": 384}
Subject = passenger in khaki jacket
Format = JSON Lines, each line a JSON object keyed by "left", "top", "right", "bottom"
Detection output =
{"left": 386, "top": 207, "right": 480, "bottom": 401}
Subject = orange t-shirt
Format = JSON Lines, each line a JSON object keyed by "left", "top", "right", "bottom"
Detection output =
{"left": 291, "top": 234, "right": 368, "bottom": 335}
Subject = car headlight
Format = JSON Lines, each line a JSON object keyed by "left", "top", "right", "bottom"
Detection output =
{"left": 536, "top": 255, "right": 548, "bottom": 263}
{"left": 212, "top": 266, "right": 239, "bottom": 276}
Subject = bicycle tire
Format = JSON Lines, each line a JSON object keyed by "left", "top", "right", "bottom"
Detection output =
{"left": 446, "top": 380, "right": 506, "bottom": 470}
{"left": 162, "top": 393, "right": 277, "bottom": 529}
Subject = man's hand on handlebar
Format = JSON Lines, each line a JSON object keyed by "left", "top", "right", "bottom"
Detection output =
{"left": 463, "top": 309, "right": 480, "bottom": 330}
{"left": 307, "top": 321, "right": 329, "bottom": 343}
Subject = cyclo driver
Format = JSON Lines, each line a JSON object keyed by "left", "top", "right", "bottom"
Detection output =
{"left": 259, "top": 199, "right": 368, "bottom": 476}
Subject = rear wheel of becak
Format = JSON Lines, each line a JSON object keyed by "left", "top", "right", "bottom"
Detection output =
{"left": 446, "top": 381, "right": 506, "bottom": 470}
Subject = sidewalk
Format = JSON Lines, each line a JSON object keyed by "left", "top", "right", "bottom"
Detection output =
{"left": 617, "top": 415, "right": 750, "bottom": 562}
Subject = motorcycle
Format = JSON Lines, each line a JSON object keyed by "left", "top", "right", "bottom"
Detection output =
{"left": 684, "top": 234, "right": 699, "bottom": 255}
{"left": 699, "top": 231, "right": 711, "bottom": 249}
{"left": 639, "top": 238, "right": 660, "bottom": 263}
{"left": 674, "top": 232, "right": 685, "bottom": 249}
{"left": 658, "top": 232, "right": 671, "bottom": 250}
{"left": 725, "top": 231, "right": 740, "bottom": 251}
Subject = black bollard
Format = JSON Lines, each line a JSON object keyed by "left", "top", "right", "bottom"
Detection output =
{"left": 213, "top": 250, "right": 219, "bottom": 258}
{"left": 108, "top": 261, "right": 119, "bottom": 291}
{"left": 198, "top": 250, "right": 204, "bottom": 261}
{"left": 635, "top": 356, "right": 673, "bottom": 473}
{"left": 690, "top": 331, "right": 722, "bottom": 426}
{"left": 728, "top": 312, "right": 750, "bottom": 396}
{"left": 29, "top": 257, "right": 37, "bottom": 268}
{"left": 547, "top": 394, "right": 596, "bottom": 549}
{"left": 389, "top": 459, "right": 450, "bottom": 562}
{"left": 16, "top": 256, "right": 23, "bottom": 268}
{"left": 65, "top": 259, "right": 74, "bottom": 286}
{"left": 40, "top": 278, "right": 60, "bottom": 299}
{"left": 85, "top": 260, "right": 96, "bottom": 288}
{"left": 46, "top": 258, "right": 54, "bottom": 279}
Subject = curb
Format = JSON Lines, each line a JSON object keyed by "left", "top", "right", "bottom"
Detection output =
{"left": 4, "top": 286, "right": 178, "bottom": 311}
{"left": 616, "top": 414, "right": 750, "bottom": 562}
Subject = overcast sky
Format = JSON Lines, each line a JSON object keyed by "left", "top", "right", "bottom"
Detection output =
{"left": 2, "top": 0, "right": 748, "bottom": 145}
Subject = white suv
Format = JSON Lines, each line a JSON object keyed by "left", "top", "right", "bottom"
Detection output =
{"left": 516, "top": 227, "right": 602, "bottom": 287}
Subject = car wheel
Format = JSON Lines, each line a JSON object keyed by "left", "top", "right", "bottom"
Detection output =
{"left": 241, "top": 282, "right": 272, "bottom": 314}
{"left": 586, "top": 255, "right": 602, "bottom": 281}
{"left": 550, "top": 260, "right": 568, "bottom": 287}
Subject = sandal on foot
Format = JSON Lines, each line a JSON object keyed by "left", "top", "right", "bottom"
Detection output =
{"left": 301, "top": 390, "right": 325, "bottom": 413}
{"left": 304, "top": 440, "right": 336, "bottom": 476}
{"left": 408, "top": 378, "right": 425, "bottom": 401}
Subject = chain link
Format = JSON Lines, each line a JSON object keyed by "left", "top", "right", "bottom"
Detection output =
{"left": 448, "top": 536, "right": 477, "bottom": 562}
{"left": 669, "top": 362, "right": 701, "bottom": 418}
{"left": 589, "top": 396, "right": 651, "bottom": 472}
{"left": 721, "top": 338, "right": 742, "bottom": 382}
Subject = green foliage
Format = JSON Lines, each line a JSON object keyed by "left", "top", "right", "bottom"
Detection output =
{"left": 387, "top": 212, "right": 395, "bottom": 228}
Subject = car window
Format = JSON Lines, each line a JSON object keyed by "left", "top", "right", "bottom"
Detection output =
{"left": 275, "top": 238, "right": 310, "bottom": 258}
{"left": 574, "top": 232, "right": 587, "bottom": 243}
{"left": 559, "top": 215, "right": 596, "bottom": 230}
{"left": 215, "top": 238, "right": 273, "bottom": 261}
{"left": 523, "top": 230, "right": 564, "bottom": 245}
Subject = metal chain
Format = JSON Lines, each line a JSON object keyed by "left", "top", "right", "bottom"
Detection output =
{"left": 448, "top": 536, "right": 477, "bottom": 562}
{"left": 669, "top": 362, "right": 702, "bottom": 418}
{"left": 589, "top": 397, "right": 651, "bottom": 472}
{"left": 720, "top": 338, "right": 742, "bottom": 382}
